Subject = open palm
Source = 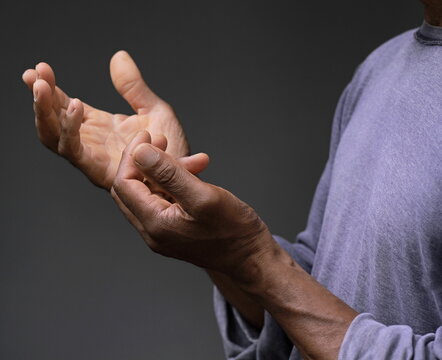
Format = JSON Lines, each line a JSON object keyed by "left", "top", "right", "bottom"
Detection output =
{"left": 23, "top": 51, "right": 206, "bottom": 190}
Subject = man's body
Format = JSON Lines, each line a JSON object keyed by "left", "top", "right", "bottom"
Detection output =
{"left": 216, "top": 21, "right": 442, "bottom": 359}
{"left": 22, "top": 2, "right": 442, "bottom": 359}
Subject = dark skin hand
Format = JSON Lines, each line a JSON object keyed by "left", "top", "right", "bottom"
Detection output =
{"left": 112, "top": 131, "right": 359, "bottom": 360}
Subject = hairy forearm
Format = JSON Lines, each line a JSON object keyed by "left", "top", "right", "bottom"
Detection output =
{"left": 207, "top": 269, "right": 264, "bottom": 329}
{"left": 238, "top": 246, "right": 358, "bottom": 360}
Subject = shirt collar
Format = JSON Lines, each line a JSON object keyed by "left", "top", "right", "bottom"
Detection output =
{"left": 416, "top": 20, "right": 442, "bottom": 44}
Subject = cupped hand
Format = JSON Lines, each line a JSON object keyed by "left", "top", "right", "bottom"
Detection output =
{"left": 111, "top": 131, "right": 279, "bottom": 281}
{"left": 22, "top": 51, "right": 206, "bottom": 190}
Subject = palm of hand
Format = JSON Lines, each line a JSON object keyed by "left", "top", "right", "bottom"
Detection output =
{"left": 75, "top": 105, "right": 187, "bottom": 189}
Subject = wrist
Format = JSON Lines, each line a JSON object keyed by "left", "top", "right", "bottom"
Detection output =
{"left": 227, "top": 233, "right": 299, "bottom": 300}
{"left": 230, "top": 241, "right": 358, "bottom": 359}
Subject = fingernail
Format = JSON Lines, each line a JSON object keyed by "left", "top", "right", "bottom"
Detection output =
{"left": 134, "top": 144, "right": 159, "bottom": 168}
{"left": 33, "top": 89, "right": 38, "bottom": 102}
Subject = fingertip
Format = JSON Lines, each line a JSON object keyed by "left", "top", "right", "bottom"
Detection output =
{"left": 191, "top": 152, "right": 210, "bottom": 164}
{"left": 198, "top": 152, "right": 210, "bottom": 162}
{"left": 151, "top": 133, "right": 168, "bottom": 151}
{"left": 35, "top": 61, "right": 49, "bottom": 71}
{"left": 22, "top": 69, "right": 34, "bottom": 81}
{"left": 71, "top": 98, "right": 82, "bottom": 108}
{"left": 33, "top": 78, "right": 50, "bottom": 98}
{"left": 35, "top": 62, "right": 47, "bottom": 76}
{"left": 22, "top": 69, "right": 38, "bottom": 89}
{"left": 136, "top": 129, "right": 152, "bottom": 144}
{"left": 33, "top": 78, "right": 49, "bottom": 89}
{"left": 35, "top": 62, "right": 56, "bottom": 90}
{"left": 177, "top": 152, "right": 210, "bottom": 175}
{"left": 33, "top": 79, "right": 42, "bottom": 100}
{"left": 115, "top": 49, "right": 130, "bottom": 58}
{"left": 123, "top": 131, "right": 152, "bottom": 161}
{"left": 110, "top": 50, "right": 131, "bottom": 67}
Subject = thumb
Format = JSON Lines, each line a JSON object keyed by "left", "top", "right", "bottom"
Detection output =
{"left": 110, "top": 50, "right": 159, "bottom": 113}
{"left": 133, "top": 143, "right": 208, "bottom": 211}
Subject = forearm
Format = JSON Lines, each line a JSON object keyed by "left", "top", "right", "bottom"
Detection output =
{"left": 237, "top": 244, "right": 358, "bottom": 360}
{"left": 207, "top": 269, "right": 264, "bottom": 329}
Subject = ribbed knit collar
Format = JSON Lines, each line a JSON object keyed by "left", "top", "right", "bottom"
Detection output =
{"left": 415, "top": 20, "right": 442, "bottom": 45}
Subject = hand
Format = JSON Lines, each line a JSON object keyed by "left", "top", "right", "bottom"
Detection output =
{"left": 111, "top": 131, "right": 280, "bottom": 280}
{"left": 22, "top": 51, "right": 205, "bottom": 190}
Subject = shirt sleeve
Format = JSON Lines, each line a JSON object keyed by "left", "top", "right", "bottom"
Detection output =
{"left": 213, "top": 235, "right": 304, "bottom": 360}
{"left": 213, "top": 80, "right": 359, "bottom": 360}
{"left": 339, "top": 313, "right": 442, "bottom": 359}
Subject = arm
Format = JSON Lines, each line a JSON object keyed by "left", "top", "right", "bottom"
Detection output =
{"left": 206, "top": 232, "right": 313, "bottom": 331}
{"left": 222, "top": 241, "right": 442, "bottom": 360}
{"left": 238, "top": 245, "right": 359, "bottom": 360}
{"left": 206, "top": 79, "right": 357, "bottom": 353}
{"left": 108, "top": 130, "right": 357, "bottom": 359}
{"left": 111, "top": 131, "right": 442, "bottom": 359}
{"left": 207, "top": 269, "right": 264, "bottom": 329}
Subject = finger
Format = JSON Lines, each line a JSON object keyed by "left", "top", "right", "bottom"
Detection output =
{"left": 110, "top": 187, "right": 145, "bottom": 233}
{"left": 118, "top": 130, "right": 152, "bottom": 182}
{"left": 33, "top": 79, "right": 60, "bottom": 146}
{"left": 35, "top": 62, "right": 56, "bottom": 94}
{"left": 22, "top": 69, "right": 38, "bottom": 90}
{"left": 177, "top": 153, "right": 210, "bottom": 174}
{"left": 110, "top": 50, "right": 160, "bottom": 113}
{"left": 55, "top": 87, "right": 71, "bottom": 109}
{"left": 58, "top": 98, "right": 84, "bottom": 161}
{"left": 151, "top": 134, "right": 168, "bottom": 152}
{"left": 133, "top": 143, "right": 208, "bottom": 211}
{"left": 33, "top": 79, "right": 53, "bottom": 116}
{"left": 24, "top": 65, "right": 71, "bottom": 111}
{"left": 113, "top": 131, "right": 170, "bottom": 221}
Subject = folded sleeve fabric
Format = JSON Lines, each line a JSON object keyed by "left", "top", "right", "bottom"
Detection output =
{"left": 213, "top": 235, "right": 304, "bottom": 360}
{"left": 339, "top": 314, "right": 442, "bottom": 359}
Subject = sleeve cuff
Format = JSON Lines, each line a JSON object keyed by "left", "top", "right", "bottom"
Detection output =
{"left": 338, "top": 313, "right": 438, "bottom": 360}
{"left": 213, "top": 285, "right": 258, "bottom": 359}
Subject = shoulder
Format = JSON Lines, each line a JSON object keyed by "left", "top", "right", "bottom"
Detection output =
{"left": 354, "top": 28, "right": 418, "bottom": 81}
{"left": 332, "top": 28, "right": 418, "bottom": 139}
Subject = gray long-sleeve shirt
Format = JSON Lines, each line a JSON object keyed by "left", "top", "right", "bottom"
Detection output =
{"left": 214, "top": 21, "right": 442, "bottom": 359}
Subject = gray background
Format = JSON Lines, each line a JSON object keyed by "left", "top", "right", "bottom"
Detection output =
{"left": 0, "top": 1, "right": 423, "bottom": 359}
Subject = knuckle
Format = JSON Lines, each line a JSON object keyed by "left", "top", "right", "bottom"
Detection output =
{"left": 57, "top": 142, "right": 68, "bottom": 157}
{"left": 147, "top": 221, "right": 165, "bottom": 239}
{"left": 112, "top": 178, "right": 125, "bottom": 195}
{"left": 160, "top": 101, "right": 174, "bottom": 115}
{"left": 118, "top": 78, "right": 138, "bottom": 97}
{"left": 154, "top": 161, "right": 177, "bottom": 186}
{"left": 194, "top": 186, "right": 220, "bottom": 212}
